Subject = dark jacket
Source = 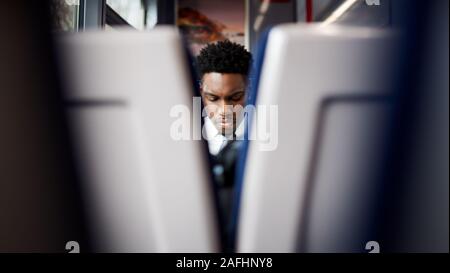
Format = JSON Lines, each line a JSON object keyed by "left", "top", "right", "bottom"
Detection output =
{"left": 210, "top": 139, "right": 244, "bottom": 251}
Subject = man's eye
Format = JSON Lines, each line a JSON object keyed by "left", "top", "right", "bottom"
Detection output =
{"left": 207, "top": 96, "right": 218, "bottom": 102}
{"left": 231, "top": 93, "right": 244, "bottom": 101}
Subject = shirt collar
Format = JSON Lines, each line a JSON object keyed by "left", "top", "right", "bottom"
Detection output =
{"left": 204, "top": 117, "right": 220, "bottom": 141}
{"left": 204, "top": 117, "right": 245, "bottom": 141}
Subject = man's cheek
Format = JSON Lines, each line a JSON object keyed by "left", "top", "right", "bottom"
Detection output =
{"left": 209, "top": 110, "right": 219, "bottom": 119}
{"left": 234, "top": 103, "right": 246, "bottom": 120}
{"left": 203, "top": 103, "right": 219, "bottom": 119}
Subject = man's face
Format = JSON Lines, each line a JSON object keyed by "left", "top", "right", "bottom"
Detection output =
{"left": 201, "top": 72, "right": 247, "bottom": 136}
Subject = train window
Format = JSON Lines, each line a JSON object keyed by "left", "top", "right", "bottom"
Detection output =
{"left": 339, "top": 0, "right": 390, "bottom": 27}
{"left": 248, "top": 0, "right": 297, "bottom": 54}
{"left": 50, "top": 0, "right": 81, "bottom": 32}
{"left": 297, "top": 0, "right": 391, "bottom": 27}
{"left": 49, "top": 0, "right": 158, "bottom": 31}
{"left": 106, "top": 0, "right": 147, "bottom": 30}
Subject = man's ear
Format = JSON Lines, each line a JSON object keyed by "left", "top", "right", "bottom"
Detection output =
{"left": 198, "top": 79, "right": 204, "bottom": 94}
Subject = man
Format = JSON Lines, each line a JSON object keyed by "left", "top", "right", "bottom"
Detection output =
{"left": 197, "top": 40, "right": 252, "bottom": 155}
{"left": 196, "top": 40, "right": 252, "bottom": 250}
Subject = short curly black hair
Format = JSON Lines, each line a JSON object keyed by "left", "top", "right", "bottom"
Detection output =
{"left": 196, "top": 40, "right": 252, "bottom": 78}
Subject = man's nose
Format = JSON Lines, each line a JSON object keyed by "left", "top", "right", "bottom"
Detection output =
{"left": 217, "top": 101, "right": 233, "bottom": 117}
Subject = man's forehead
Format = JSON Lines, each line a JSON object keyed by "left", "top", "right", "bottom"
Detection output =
{"left": 201, "top": 73, "right": 246, "bottom": 94}
{"left": 202, "top": 84, "right": 246, "bottom": 96}
{"left": 205, "top": 72, "right": 226, "bottom": 83}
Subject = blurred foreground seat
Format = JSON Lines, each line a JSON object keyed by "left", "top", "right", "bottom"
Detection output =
{"left": 58, "top": 28, "right": 219, "bottom": 252}
{"left": 236, "top": 24, "right": 398, "bottom": 253}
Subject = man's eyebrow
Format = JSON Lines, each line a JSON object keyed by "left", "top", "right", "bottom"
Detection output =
{"left": 202, "top": 90, "right": 245, "bottom": 97}
{"left": 202, "top": 91, "right": 219, "bottom": 96}
{"left": 228, "top": 90, "right": 245, "bottom": 96}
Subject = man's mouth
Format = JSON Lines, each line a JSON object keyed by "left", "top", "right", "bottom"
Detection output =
{"left": 215, "top": 117, "right": 234, "bottom": 128}
{"left": 220, "top": 119, "right": 233, "bottom": 126}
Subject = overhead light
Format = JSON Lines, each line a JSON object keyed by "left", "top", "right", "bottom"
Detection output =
{"left": 259, "top": 0, "right": 270, "bottom": 14}
{"left": 254, "top": 0, "right": 271, "bottom": 32}
{"left": 322, "top": 0, "right": 358, "bottom": 25}
{"left": 253, "top": 15, "right": 265, "bottom": 31}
